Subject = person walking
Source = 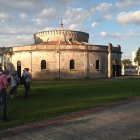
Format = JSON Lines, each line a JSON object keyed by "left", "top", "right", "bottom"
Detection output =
{"left": 22, "top": 68, "right": 32, "bottom": 98}
{"left": 0, "top": 69, "right": 8, "bottom": 121}
{"left": 9, "top": 70, "right": 19, "bottom": 98}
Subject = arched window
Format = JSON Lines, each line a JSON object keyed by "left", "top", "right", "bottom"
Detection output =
{"left": 70, "top": 59, "right": 75, "bottom": 70}
{"left": 96, "top": 60, "right": 99, "bottom": 69}
{"left": 17, "top": 61, "right": 21, "bottom": 78}
{"left": 41, "top": 60, "right": 46, "bottom": 70}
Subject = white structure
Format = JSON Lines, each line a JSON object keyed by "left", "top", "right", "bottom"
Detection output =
{"left": 1, "top": 29, "right": 122, "bottom": 80}
{"left": 132, "top": 51, "right": 136, "bottom": 66}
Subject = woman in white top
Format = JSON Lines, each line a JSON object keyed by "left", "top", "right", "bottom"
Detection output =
{"left": 9, "top": 71, "right": 19, "bottom": 98}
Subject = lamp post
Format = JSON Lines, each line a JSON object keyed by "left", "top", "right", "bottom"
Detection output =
{"left": 57, "top": 41, "right": 61, "bottom": 79}
{"left": 56, "top": 20, "right": 66, "bottom": 79}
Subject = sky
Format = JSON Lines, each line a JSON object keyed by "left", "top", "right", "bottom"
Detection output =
{"left": 0, "top": 0, "right": 140, "bottom": 60}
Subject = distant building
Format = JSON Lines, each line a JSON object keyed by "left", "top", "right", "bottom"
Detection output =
{"left": 122, "top": 65, "right": 137, "bottom": 76}
{"left": 121, "top": 51, "right": 138, "bottom": 75}
{"left": 1, "top": 28, "right": 122, "bottom": 80}
{"left": 132, "top": 51, "right": 137, "bottom": 66}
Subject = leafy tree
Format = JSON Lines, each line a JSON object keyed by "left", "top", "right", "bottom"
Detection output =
{"left": 134, "top": 47, "right": 140, "bottom": 66}
{"left": 121, "top": 59, "right": 132, "bottom": 66}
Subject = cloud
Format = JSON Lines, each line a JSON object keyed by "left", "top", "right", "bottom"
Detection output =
{"left": 13, "top": 1, "right": 35, "bottom": 10}
{"left": 40, "top": 8, "right": 56, "bottom": 18}
{"left": 0, "top": 19, "right": 5, "bottom": 23}
{"left": 43, "top": 27, "right": 55, "bottom": 31}
{"left": 97, "top": 14, "right": 112, "bottom": 22}
{"left": 100, "top": 32, "right": 108, "bottom": 37}
{"left": 0, "top": 12, "right": 9, "bottom": 20}
{"left": 0, "top": 35, "right": 34, "bottom": 47}
{"left": 90, "top": 3, "right": 113, "bottom": 23}
{"left": 96, "top": 3, "right": 113, "bottom": 13}
{"left": 32, "top": 7, "right": 57, "bottom": 26}
{"left": 19, "top": 13, "right": 27, "bottom": 20}
{"left": 0, "top": 0, "right": 43, "bottom": 12}
{"left": 68, "top": 24, "right": 81, "bottom": 30}
{"left": 51, "top": 0, "right": 74, "bottom": 5}
{"left": 100, "top": 31, "right": 124, "bottom": 39}
{"left": 99, "top": 31, "right": 140, "bottom": 39}
{"left": 103, "top": 15, "right": 112, "bottom": 20}
{"left": 63, "top": 7, "right": 91, "bottom": 26}
{"left": 32, "top": 18, "right": 44, "bottom": 26}
{"left": 117, "top": 10, "right": 140, "bottom": 25}
{"left": 91, "top": 22, "right": 98, "bottom": 28}
{"left": 51, "top": 0, "right": 85, "bottom": 6}
{"left": 116, "top": 0, "right": 140, "bottom": 8}
{"left": 110, "top": 33, "right": 122, "bottom": 38}
{"left": 0, "top": 26, "right": 37, "bottom": 35}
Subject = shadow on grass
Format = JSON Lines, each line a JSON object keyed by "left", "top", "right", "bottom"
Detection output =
{"left": 0, "top": 79, "right": 140, "bottom": 131}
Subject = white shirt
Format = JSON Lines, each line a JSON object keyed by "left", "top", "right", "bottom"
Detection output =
{"left": 10, "top": 75, "right": 19, "bottom": 87}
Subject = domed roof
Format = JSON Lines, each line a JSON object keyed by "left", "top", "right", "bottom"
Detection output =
{"left": 34, "top": 29, "right": 89, "bottom": 44}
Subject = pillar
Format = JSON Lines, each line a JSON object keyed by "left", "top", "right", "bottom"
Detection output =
{"left": 108, "top": 43, "right": 112, "bottom": 78}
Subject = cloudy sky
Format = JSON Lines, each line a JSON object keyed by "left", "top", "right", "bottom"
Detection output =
{"left": 0, "top": 0, "right": 140, "bottom": 59}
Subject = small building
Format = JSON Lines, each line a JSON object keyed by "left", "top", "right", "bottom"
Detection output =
{"left": 122, "top": 65, "right": 138, "bottom": 75}
{"left": 1, "top": 28, "right": 122, "bottom": 80}
{"left": 132, "top": 51, "right": 137, "bottom": 66}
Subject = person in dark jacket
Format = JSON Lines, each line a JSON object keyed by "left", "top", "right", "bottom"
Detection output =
{"left": 22, "top": 68, "right": 32, "bottom": 98}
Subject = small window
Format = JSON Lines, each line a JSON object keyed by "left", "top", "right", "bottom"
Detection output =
{"left": 70, "top": 59, "right": 75, "bottom": 70}
{"left": 96, "top": 60, "right": 100, "bottom": 69}
{"left": 41, "top": 60, "right": 46, "bottom": 70}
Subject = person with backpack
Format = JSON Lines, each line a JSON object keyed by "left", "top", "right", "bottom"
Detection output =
{"left": 22, "top": 68, "right": 32, "bottom": 98}
{"left": 0, "top": 68, "right": 8, "bottom": 121}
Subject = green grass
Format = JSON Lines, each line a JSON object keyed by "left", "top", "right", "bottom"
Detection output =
{"left": 1, "top": 79, "right": 140, "bottom": 131}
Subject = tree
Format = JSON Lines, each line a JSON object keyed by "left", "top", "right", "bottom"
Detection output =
{"left": 121, "top": 59, "right": 132, "bottom": 66}
{"left": 134, "top": 47, "right": 140, "bottom": 75}
{"left": 134, "top": 47, "right": 140, "bottom": 66}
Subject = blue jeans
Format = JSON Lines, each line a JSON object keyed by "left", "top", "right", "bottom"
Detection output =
{"left": 0, "top": 89, "right": 7, "bottom": 120}
{"left": 24, "top": 81, "right": 30, "bottom": 97}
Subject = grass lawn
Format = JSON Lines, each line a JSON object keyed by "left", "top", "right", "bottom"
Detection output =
{"left": 1, "top": 79, "right": 140, "bottom": 131}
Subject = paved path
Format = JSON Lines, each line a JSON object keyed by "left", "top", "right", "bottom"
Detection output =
{"left": 1, "top": 98, "right": 140, "bottom": 140}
